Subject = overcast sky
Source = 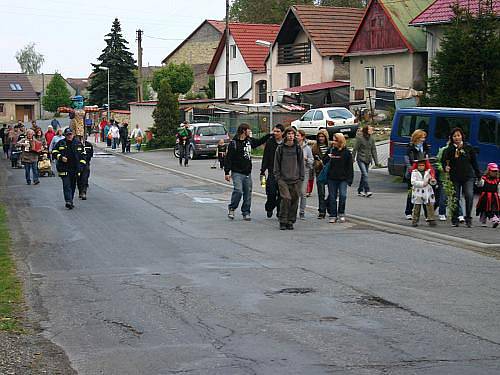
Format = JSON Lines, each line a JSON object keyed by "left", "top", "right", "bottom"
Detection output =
{"left": 0, "top": 0, "right": 226, "bottom": 78}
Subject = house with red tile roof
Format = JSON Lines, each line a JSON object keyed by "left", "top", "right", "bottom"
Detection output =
{"left": 345, "top": 0, "right": 433, "bottom": 105}
{"left": 410, "top": 0, "right": 500, "bottom": 77}
{"left": 162, "top": 20, "right": 226, "bottom": 94}
{"left": 0, "top": 73, "right": 40, "bottom": 123}
{"left": 207, "top": 23, "right": 280, "bottom": 103}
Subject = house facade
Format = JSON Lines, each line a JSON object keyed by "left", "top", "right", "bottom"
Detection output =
{"left": 162, "top": 20, "right": 225, "bottom": 94}
{"left": 346, "top": 0, "right": 432, "bottom": 102}
{"left": 0, "top": 73, "right": 40, "bottom": 123}
{"left": 207, "top": 23, "right": 280, "bottom": 103}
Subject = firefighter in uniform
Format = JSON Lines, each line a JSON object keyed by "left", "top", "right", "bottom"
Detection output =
{"left": 77, "top": 139, "right": 94, "bottom": 200}
{"left": 52, "top": 128, "right": 86, "bottom": 209}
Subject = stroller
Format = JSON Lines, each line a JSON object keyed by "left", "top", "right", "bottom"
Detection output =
{"left": 38, "top": 150, "right": 54, "bottom": 177}
{"left": 10, "top": 144, "right": 22, "bottom": 169}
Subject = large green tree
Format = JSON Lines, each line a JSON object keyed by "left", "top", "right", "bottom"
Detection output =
{"left": 427, "top": 1, "right": 500, "bottom": 108}
{"left": 230, "top": 0, "right": 314, "bottom": 24}
{"left": 152, "top": 80, "right": 179, "bottom": 137}
{"left": 88, "top": 18, "right": 137, "bottom": 109}
{"left": 15, "top": 43, "right": 44, "bottom": 74}
{"left": 42, "top": 73, "right": 71, "bottom": 113}
{"left": 151, "top": 63, "right": 194, "bottom": 95}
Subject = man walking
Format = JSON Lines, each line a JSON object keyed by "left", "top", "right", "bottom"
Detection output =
{"left": 77, "top": 138, "right": 94, "bottom": 200}
{"left": 260, "top": 124, "right": 284, "bottom": 218}
{"left": 52, "top": 128, "right": 86, "bottom": 209}
{"left": 274, "top": 127, "right": 304, "bottom": 230}
{"left": 176, "top": 121, "right": 192, "bottom": 167}
{"left": 120, "top": 123, "right": 129, "bottom": 153}
{"left": 224, "top": 123, "right": 271, "bottom": 221}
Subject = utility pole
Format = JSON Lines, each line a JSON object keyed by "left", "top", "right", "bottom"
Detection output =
{"left": 225, "top": 0, "right": 230, "bottom": 103}
{"left": 136, "top": 29, "right": 144, "bottom": 102}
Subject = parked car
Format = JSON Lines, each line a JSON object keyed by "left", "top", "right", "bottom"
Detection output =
{"left": 181, "top": 123, "right": 229, "bottom": 160}
{"left": 291, "top": 107, "right": 359, "bottom": 139}
{"left": 388, "top": 107, "right": 500, "bottom": 176}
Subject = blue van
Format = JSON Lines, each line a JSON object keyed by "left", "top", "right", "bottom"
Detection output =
{"left": 388, "top": 107, "right": 500, "bottom": 176}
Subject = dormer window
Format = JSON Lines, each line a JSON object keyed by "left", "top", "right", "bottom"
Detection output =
{"left": 9, "top": 83, "right": 23, "bottom": 91}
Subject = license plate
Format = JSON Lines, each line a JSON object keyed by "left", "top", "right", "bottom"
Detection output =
{"left": 208, "top": 144, "right": 217, "bottom": 148}
{"left": 340, "top": 128, "right": 350, "bottom": 132}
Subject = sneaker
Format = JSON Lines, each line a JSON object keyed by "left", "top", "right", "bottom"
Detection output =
{"left": 458, "top": 215, "right": 465, "bottom": 223}
{"left": 465, "top": 220, "right": 472, "bottom": 228}
{"left": 286, "top": 223, "right": 294, "bottom": 230}
{"left": 439, "top": 215, "right": 447, "bottom": 221}
{"left": 33, "top": 180, "right": 40, "bottom": 185}
{"left": 452, "top": 221, "right": 459, "bottom": 227}
{"left": 81, "top": 193, "right": 87, "bottom": 201}
{"left": 318, "top": 212, "right": 326, "bottom": 219}
{"left": 365, "top": 192, "right": 373, "bottom": 197}
{"left": 280, "top": 223, "right": 287, "bottom": 230}
{"left": 26, "top": 181, "right": 31, "bottom": 185}
{"left": 329, "top": 217, "right": 337, "bottom": 223}
{"left": 243, "top": 215, "right": 251, "bottom": 221}
{"left": 266, "top": 210, "right": 273, "bottom": 218}
{"left": 358, "top": 191, "right": 366, "bottom": 197}
{"left": 299, "top": 213, "right": 305, "bottom": 220}
{"left": 405, "top": 214, "right": 413, "bottom": 220}
{"left": 306, "top": 193, "right": 312, "bottom": 197}
{"left": 227, "top": 208, "right": 235, "bottom": 220}
{"left": 65, "top": 202, "right": 71, "bottom": 209}
{"left": 338, "top": 216, "right": 346, "bottom": 223}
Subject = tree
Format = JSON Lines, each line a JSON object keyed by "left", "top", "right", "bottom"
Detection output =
{"left": 152, "top": 80, "right": 179, "bottom": 137}
{"left": 142, "top": 81, "right": 153, "bottom": 101}
{"left": 15, "top": 43, "right": 44, "bottom": 74}
{"left": 151, "top": 63, "right": 194, "bottom": 95}
{"left": 427, "top": 1, "right": 500, "bottom": 108}
{"left": 88, "top": 18, "right": 137, "bottom": 109}
{"left": 42, "top": 73, "right": 71, "bottom": 113}
{"left": 202, "top": 76, "right": 215, "bottom": 99}
{"left": 230, "top": 0, "right": 314, "bottom": 24}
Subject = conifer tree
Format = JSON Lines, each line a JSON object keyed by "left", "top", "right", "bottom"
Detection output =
{"left": 42, "top": 73, "right": 71, "bottom": 113}
{"left": 152, "top": 80, "right": 179, "bottom": 137}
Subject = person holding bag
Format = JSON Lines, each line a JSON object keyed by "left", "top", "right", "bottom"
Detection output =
{"left": 130, "top": 124, "right": 144, "bottom": 152}
{"left": 17, "top": 129, "right": 40, "bottom": 185}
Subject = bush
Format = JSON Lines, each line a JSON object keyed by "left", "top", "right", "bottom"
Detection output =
{"left": 145, "top": 135, "right": 176, "bottom": 150}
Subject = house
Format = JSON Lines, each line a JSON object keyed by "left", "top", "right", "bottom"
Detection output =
{"left": 0, "top": 73, "right": 40, "bottom": 123}
{"left": 266, "top": 5, "right": 365, "bottom": 104}
{"left": 410, "top": 0, "right": 500, "bottom": 78}
{"left": 66, "top": 78, "right": 90, "bottom": 97}
{"left": 345, "top": 0, "right": 433, "bottom": 103}
{"left": 28, "top": 74, "right": 76, "bottom": 119}
{"left": 162, "top": 20, "right": 225, "bottom": 94}
{"left": 207, "top": 23, "right": 280, "bottom": 103}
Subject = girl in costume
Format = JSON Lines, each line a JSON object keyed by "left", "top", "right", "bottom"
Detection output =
{"left": 476, "top": 163, "right": 499, "bottom": 228}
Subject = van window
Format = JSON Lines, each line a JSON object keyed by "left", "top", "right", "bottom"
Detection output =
{"left": 313, "top": 111, "right": 324, "bottom": 121}
{"left": 397, "top": 115, "right": 430, "bottom": 137}
{"left": 478, "top": 118, "right": 498, "bottom": 145}
{"left": 435, "top": 116, "right": 471, "bottom": 140}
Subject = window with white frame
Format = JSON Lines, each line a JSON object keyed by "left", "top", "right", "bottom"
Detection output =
{"left": 230, "top": 45, "right": 237, "bottom": 59}
{"left": 384, "top": 65, "right": 395, "bottom": 87}
{"left": 365, "top": 67, "right": 376, "bottom": 87}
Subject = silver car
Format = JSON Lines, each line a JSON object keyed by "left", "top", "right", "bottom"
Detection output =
{"left": 187, "top": 123, "right": 229, "bottom": 159}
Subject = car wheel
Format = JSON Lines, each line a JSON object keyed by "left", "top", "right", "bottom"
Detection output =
{"left": 189, "top": 145, "right": 197, "bottom": 160}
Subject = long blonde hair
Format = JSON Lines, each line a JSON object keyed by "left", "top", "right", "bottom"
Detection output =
{"left": 333, "top": 133, "right": 346, "bottom": 150}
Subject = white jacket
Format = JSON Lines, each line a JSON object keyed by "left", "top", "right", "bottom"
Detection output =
{"left": 411, "top": 169, "right": 436, "bottom": 204}
{"left": 110, "top": 125, "right": 120, "bottom": 139}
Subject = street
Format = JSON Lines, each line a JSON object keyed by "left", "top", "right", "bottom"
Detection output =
{"left": 1, "top": 151, "right": 500, "bottom": 375}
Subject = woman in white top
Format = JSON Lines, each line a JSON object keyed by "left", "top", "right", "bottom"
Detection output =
{"left": 130, "top": 124, "right": 144, "bottom": 152}
{"left": 109, "top": 122, "right": 120, "bottom": 149}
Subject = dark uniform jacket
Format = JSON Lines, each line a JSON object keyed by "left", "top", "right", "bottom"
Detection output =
{"left": 81, "top": 141, "right": 94, "bottom": 165}
{"left": 52, "top": 138, "right": 86, "bottom": 176}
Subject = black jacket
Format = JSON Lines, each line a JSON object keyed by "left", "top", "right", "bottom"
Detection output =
{"left": 224, "top": 134, "right": 271, "bottom": 176}
{"left": 81, "top": 141, "right": 94, "bottom": 165}
{"left": 119, "top": 126, "right": 129, "bottom": 140}
{"left": 441, "top": 143, "right": 481, "bottom": 182}
{"left": 260, "top": 137, "right": 282, "bottom": 175}
{"left": 52, "top": 138, "right": 86, "bottom": 176}
{"left": 327, "top": 147, "right": 354, "bottom": 185}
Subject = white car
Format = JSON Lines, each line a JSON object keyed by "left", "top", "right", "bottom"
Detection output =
{"left": 291, "top": 107, "right": 359, "bottom": 138}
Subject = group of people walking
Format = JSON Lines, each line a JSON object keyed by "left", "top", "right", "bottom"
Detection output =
{"left": 100, "top": 118, "right": 144, "bottom": 152}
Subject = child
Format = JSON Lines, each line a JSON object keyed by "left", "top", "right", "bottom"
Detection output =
{"left": 476, "top": 163, "right": 499, "bottom": 228}
{"left": 411, "top": 158, "right": 437, "bottom": 227}
{"left": 216, "top": 139, "right": 227, "bottom": 169}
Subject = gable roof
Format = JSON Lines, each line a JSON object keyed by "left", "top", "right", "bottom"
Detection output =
{"left": 291, "top": 5, "right": 366, "bottom": 56}
{"left": 161, "top": 20, "right": 225, "bottom": 64}
{"left": 27, "top": 74, "right": 75, "bottom": 95}
{"left": 410, "top": 0, "right": 500, "bottom": 26}
{"left": 208, "top": 23, "right": 280, "bottom": 74}
{"left": 0, "top": 73, "right": 39, "bottom": 101}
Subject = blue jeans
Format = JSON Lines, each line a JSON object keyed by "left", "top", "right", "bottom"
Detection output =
{"left": 316, "top": 180, "right": 328, "bottom": 214}
{"left": 24, "top": 162, "right": 39, "bottom": 183}
{"left": 328, "top": 179, "right": 348, "bottom": 217}
{"left": 357, "top": 160, "right": 370, "bottom": 193}
{"left": 112, "top": 138, "right": 118, "bottom": 149}
{"left": 229, "top": 172, "right": 252, "bottom": 215}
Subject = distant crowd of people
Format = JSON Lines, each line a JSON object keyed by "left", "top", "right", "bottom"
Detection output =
{"left": 97, "top": 118, "right": 144, "bottom": 152}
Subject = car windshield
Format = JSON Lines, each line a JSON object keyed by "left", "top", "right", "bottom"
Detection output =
{"left": 327, "top": 109, "right": 353, "bottom": 120}
{"left": 197, "top": 125, "right": 226, "bottom": 136}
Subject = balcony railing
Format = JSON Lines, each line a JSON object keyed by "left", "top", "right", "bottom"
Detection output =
{"left": 278, "top": 42, "right": 311, "bottom": 65}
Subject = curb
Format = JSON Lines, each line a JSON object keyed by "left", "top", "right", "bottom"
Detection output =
{"left": 97, "top": 145, "right": 499, "bottom": 252}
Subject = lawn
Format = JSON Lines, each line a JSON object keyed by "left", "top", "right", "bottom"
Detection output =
{"left": 0, "top": 204, "right": 23, "bottom": 331}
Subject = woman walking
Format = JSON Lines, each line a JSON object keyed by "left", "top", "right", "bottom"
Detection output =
{"left": 352, "top": 125, "right": 379, "bottom": 197}
{"left": 442, "top": 127, "right": 482, "bottom": 227}
{"left": 17, "top": 129, "right": 40, "bottom": 185}
{"left": 311, "top": 129, "right": 331, "bottom": 219}
{"left": 297, "top": 129, "right": 313, "bottom": 220}
{"left": 327, "top": 133, "right": 353, "bottom": 223}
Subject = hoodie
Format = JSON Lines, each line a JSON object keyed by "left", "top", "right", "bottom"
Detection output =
{"left": 224, "top": 134, "right": 271, "bottom": 176}
{"left": 327, "top": 147, "right": 354, "bottom": 185}
{"left": 311, "top": 129, "right": 331, "bottom": 175}
{"left": 274, "top": 141, "right": 305, "bottom": 183}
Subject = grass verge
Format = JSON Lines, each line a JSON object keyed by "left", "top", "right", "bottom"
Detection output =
{"left": 0, "top": 204, "right": 23, "bottom": 332}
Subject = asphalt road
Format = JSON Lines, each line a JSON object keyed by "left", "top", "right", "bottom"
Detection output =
{"left": 2, "top": 152, "right": 500, "bottom": 375}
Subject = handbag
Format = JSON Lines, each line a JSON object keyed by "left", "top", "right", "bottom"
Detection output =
{"left": 32, "top": 140, "right": 43, "bottom": 153}
{"left": 317, "top": 161, "right": 330, "bottom": 184}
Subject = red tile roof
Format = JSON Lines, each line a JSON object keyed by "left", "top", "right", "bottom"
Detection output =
{"left": 287, "top": 80, "right": 349, "bottom": 93}
{"left": 208, "top": 23, "right": 280, "bottom": 74}
{"left": 410, "top": 0, "right": 500, "bottom": 25}
{"left": 0, "top": 73, "right": 39, "bottom": 100}
{"left": 207, "top": 20, "right": 226, "bottom": 33}
{"left": 292, "top": 5, "right": 366, "bottom": 56}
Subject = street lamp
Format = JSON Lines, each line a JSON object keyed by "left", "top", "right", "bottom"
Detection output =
{"left": 99, "top": 66, "right": 110, "bottom": 123}
{"left": 256, "top": 39, "right": 273, "bottom": 132}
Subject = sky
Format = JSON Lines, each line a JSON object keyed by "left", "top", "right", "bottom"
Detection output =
{"left": 0, "top": 0, "right": 226, "bottom": 78}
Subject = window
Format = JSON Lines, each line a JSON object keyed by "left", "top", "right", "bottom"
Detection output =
{"left": 354, "top": 89, "right": 365, "bottom": 100}
{"left": 313, "top": 111, "right": 324, "bottom": 121}
{"left": 365, "top": 67, "right": 376, "bottom": 87}
{"left": 230, "top": 81, "right": 238, "bottom": 99}
{"left": 9, "top": 83, "right": 22, "bottom": 91}
{"left": 301, "top": 110, "right": 314, "bottom": 121}
{"left": 434, "top": 116, "right": 471, "bottom": 140}
{"left": 327, "top": 108, "right": 354, "bottom": 120}
{"left": 288, "top": 73, "right": 301, "bottom": 88}
{"left": 478, "top": 118, "right": 498, "bottom": 145}
{"left": 196, "top": 125, "right": 227, "bottom": 136}
{"left": 384, "top": 65, "right": 394, "bottom": 87}
{"left": 230, "top": 45, "right": 237, "bottom": 59}
{"left": 397, "top": 115, "right": 431, "bottom": 137}
{"left": 0, "top": 103, "right": 4, "bottom": 114}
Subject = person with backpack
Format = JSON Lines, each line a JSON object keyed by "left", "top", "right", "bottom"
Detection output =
{"left": 274, "top": 127, "right": 304, "bottom": 230}
{"left": 224, "top": 123, "right": 271, "bottom": 221}
{"left": 176, "top": 121, "right": 192, "bottom": 167}
{"left": 260, "top": 124, "right": 285, "bottom": 218}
